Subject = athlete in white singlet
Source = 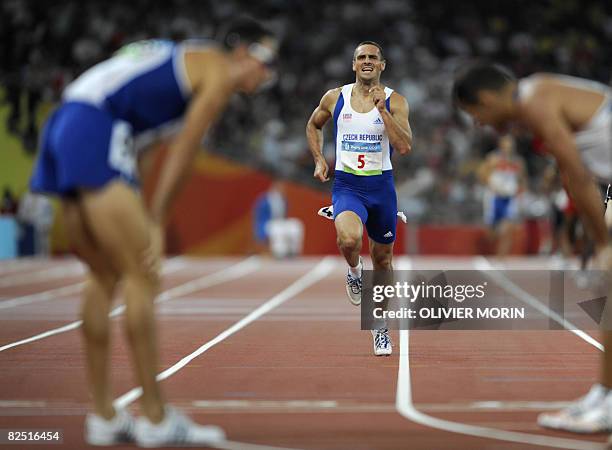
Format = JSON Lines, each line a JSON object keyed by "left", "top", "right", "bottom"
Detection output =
{"left": 306, "top": 41, "right": 412, "bottom": 356}
{"left": 453, "top": 63, "right": 612, "bottom": 435}
{"left": 478, "top": 135, "right": 526, "bottom": 256}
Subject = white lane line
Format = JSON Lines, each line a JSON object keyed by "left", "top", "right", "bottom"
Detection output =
{"left": 0, "top": 264, "right": 85, "bottom": 288}
{"left": 189, "top": 399, "right": 574, "bottom": 413}
{"left": 0, "top": 400, "right": 47, "bottom": 407}
{"left": 0, "top": 257, "right": 188, "bottom": 312}
{"left": 0, "top": 283, "right": 84, "bottom": 310}
{"left": 213, "top": 441, "right": 302, "bottom": 450}
{"left": 0, "top": 398, "right": 576, "bottom": 415}
{"left": 113, "top": 257, "right": 336, "bottom": 409}
{"left": 474, "top": 256, "right": 603, "bottom": 352}
{"left": 396, "top": 330, "right": 605, "bottom": 450}
{"left": 0, "top": 258, "right": 52, "bottom": 276}
{"left": 192, "top": 400, "right": 339, "bottom": 410}
{"left": 0, "top": 257, "right": 258, "bottom": 353}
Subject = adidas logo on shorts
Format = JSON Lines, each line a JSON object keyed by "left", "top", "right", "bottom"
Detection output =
{"left": 384, "top": 231, "right": 393, "bottom": 238}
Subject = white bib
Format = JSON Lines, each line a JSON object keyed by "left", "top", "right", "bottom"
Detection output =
{"left": 334, "top": 84, "right": 393, "bottom": 176}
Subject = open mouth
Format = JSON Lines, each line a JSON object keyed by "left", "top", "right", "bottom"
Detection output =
{"left": 362, "top": 67, "right": 373, "bottom": 72}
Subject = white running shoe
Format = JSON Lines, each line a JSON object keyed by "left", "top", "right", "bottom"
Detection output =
{"left": 371, "top": 328, "right": 392, "bottom": 356}
{"left": 346, "top": 258, "right": 362, "bottom": 306}
{"left": 135, "top": 406, "right": 225, "bottom": 448}
{"left": 538, "top": 384, "right": 612, "bottom": 433}
{"left": 85, "top": 408, "right": 135, "bottom": 446}
{"left": 346, "top": 273, "right": 362, "bottom": 306}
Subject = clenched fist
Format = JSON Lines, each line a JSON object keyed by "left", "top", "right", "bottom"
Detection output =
{"left": 370, "top": 86, "right": 386, "bottom": 112}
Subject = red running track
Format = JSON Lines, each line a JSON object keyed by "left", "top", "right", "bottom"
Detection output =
{"left": 0, "top": 256, "right": 607, "bottom": 449}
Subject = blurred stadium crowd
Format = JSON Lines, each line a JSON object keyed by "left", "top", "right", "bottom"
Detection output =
{"left": 2, "top": 0, "right": 612, "bottom": 223}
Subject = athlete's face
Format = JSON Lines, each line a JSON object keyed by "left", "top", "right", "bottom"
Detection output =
{"left": 498, "top": 135, "right": 514, "bottom": 155}
{"left": 352, "top": 45, "right": 385, "bottom": 82}
{"left": 460, "top": 91, "right": 509, "bottom": 132}
{"left": 238, "top": 37, "right": 278, "bottom": 94}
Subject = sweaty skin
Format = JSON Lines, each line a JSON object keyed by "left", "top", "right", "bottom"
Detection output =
{"left": 306, "top": 44, "right": 412, "bottom": 183}
{"left": 464, "top": 76, "right": 608, "bottom": 250}
{"left": 520, "top": 76, "right": 612, "bottom": 399}
{"left": 305, "top": 43, "right": 412, "bottom": 272}
{"left": 461, "top": 73, "right": 612, "bottom": 390}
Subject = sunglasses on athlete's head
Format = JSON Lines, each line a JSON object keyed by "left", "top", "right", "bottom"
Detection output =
{"left": 247, "top": 42, "right": 278, "bottom": 69}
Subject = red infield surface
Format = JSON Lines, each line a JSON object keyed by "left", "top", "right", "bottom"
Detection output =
{"left": 0, "top": 256, "right": 608, "bottom": 449}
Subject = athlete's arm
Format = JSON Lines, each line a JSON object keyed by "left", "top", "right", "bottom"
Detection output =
{"left": 375, "top": 90, "right": 411, "bottom": 155}
{"left": 524, "top": 94, "right": 608, "bottom": 249}
{"left": 306, "top": 88, "right": 340, "bottom": 182}
{"left": 150, "top": 56, "right": 233, "bottom": 224}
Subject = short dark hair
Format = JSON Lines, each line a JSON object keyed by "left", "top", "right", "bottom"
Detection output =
{"left": 452, "top": 63, "right": 515, "bottom": 105}
{"left": 354, "top": 41, "right": 384, "bottom": 61}
{"left": 218, "top": 17, "right": 274, "bottom": 50}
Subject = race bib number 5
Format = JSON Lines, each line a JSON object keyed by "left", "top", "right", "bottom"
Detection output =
{"left": 340, "top": 141, "right": 383, "bottom": 176}
{"left": 108, "top": 121, "right": 136, "bottom": 178}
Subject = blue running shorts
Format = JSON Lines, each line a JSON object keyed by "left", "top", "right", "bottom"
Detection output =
{"left": 332, "top": 170, "right": 398, "bottom": 244}
{"left": 30, "top": 102, "right": 138, "bottom": 197}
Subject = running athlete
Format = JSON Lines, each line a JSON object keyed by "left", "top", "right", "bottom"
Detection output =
{"left": 306, "top": 41, "right": 412, "bottom": 356}
{"left": 30, "top": 19, "right": 277, "bottom": 447}
{"left": 478, "top": 135, "right": 526, "bottom": 256}
{"left": 453, "top": 64, "right": 612, "bottom": 434}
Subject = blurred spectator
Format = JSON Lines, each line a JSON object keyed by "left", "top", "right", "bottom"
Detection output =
{"left": 3, "top": 0, "right": 612, "bottom": 224}
{"left": 1, "top": 187, "right": 18, "bottom": 215}
{"left": 252, "top": 181, "right": 304, "bottom": 258}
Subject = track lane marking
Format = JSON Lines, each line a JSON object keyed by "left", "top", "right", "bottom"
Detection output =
{"left": 397, "top": 330, "right": 605, "bottom": 449}
{"left": 0, "top": 257, "right": 187, "bottom": 311}
{"left": 0, "top": 257, "right": 259, "bottom": 352}
{"left": 474, "top": 257, "right": 603, "bottom": 351}
{"left": 112, "top": 258, "right": 335, "bottom": 450}
{"left": 395, "top": 257, "right": 605, "bottom": 449}
{"left": 114, "top": 257, "right": 336, "bottom": 408}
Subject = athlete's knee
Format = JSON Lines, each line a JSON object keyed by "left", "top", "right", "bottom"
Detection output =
{"left": 122, "top": 273, "right": 157, "bottom": 339}
{"left": 86, "top": 271, "right": 120, "bottom": 299}
{"left": 336, "top": 222, "right": 362, "bottom": 250}
{"left": 117, "top": 249, "right": 161, "bottom": 292}
{"left": 372, "top": 252, "right": 393, "bottom": 270}
{"left": 81, "top": 289, "right": 112, "bottom": 342}
{"left": 337, "top": 231, "right": 361, "bottom": 252}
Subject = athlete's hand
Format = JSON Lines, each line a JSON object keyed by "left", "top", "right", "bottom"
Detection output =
{"left": 314, "top": 156, "right": 329, "bottom": 182}
{"left": 595, "top": 245, "right": 612, "bottom": 271}
{"left": 143, "top": 221, "right": 164, "bottom": 279}
{"left": 370, "top": 86, "right": 386, "bottom": 112}
{"left": 586, "top": 244, "right": 612, "bottom": 297}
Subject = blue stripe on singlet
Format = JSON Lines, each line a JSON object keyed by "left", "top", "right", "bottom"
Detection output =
{"left": 385, "top": 95, "right": 394, "bottom": 156}
{"left": 333, "top": 92, "right": 345, "bottom": 146}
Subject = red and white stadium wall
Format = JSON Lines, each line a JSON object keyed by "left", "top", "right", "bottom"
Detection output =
{"left": 46, "top": 149, "right": 546, "bottom": 256}
{"left": 139, "top": 149, "right": 405, "bottom": 256}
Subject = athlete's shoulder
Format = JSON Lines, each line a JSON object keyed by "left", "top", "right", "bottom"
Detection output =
{"left": 323, "top": 87, "right": 343, "bottom": 100}
{"left": 183, "top": 45, "right": 231, "bottom": 92}
{"left": 319, "top": 87, "right": 343, "bottom": 110}
{"left": 519, "top": 74, "right": 558, "bottom": 103}
{"left": 387, "top": 90, "right": 409, "bottom": 115}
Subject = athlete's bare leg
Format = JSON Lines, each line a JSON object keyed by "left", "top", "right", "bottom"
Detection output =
{"left": 335, "top": 211, "right": 363, "bottom": 268}
{"left": 370, "top": 239, "right": 394, "bottom": 326}
{"left": 496, "top": 220, "right": 515, "bottom": 257}
{"left": 63, "top": 200, "right": 119, "bottom": 420}
{"left": 369, "top": 239, "right": 393, "bottom": 271}
{"left": 602, "top": 332, "right": 612, "bottom": 389}
{"left": 80, "top": 181, "right": 164, "bottom": 423}
{"left": 600, "top": 250, "right": 612, "bottom": 388}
